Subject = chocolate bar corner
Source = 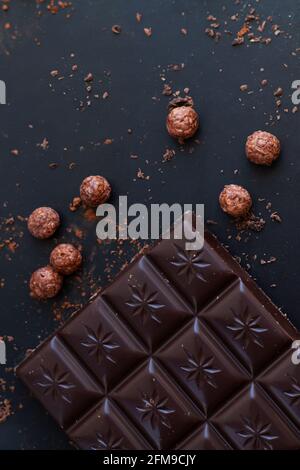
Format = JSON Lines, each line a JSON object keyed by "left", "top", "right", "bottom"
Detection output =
{"left": 17, "top": 224, "right": 300, "bottom": 450}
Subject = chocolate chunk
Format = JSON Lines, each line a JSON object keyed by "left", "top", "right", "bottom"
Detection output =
{"left": 246, "top": 131, "right": 281, "bottom": 166}
{"left": 219, "top": 184, "right": 252, "bottom": 218}
{"left": 50, "top": 244, "right": 82, "bottom": 275}
{"left": 30, "top": 266, "right": 63, "bottom": 300}
{"left": 27, "top": 207, "right": 60, "bottom": 239}
{"left": 17, "top": 219, "right": 300, "bottom": 449}
{"left": 80, "top": 175, "right": 111, "bottom": 208}
{"left": 166, "top": 97, "right": 199, "bottom": 144}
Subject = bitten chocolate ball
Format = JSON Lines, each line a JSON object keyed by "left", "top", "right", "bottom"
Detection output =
{"left": 246, "top": 131, "right": 281, "bottom": 166}
{"left": 166, "top": 97, "right": 199, "bottom": 143}
{"left": 30, "top": 266, "right": 63, "bottom": 300}
{"left": 50, "top": 243, "right": 82, "bottom": 275}
{"left": 28, "top": 207, "right": 60, "bottom": 239}
{"left": 80, "top": 175, "right": 111, "bottom": 208}
{"left": 219, "top": 184, "right": 252, "bottom": 218}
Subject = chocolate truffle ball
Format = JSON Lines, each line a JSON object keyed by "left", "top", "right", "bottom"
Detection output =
{"left": 30, "top": 266, "right": 63, "bottom": 300}
{"left": 80, "top": 175, "right": 111, "bottom": 208}
{"left": 28, "top": 207, "right": 60, "bottom": 239}
{"left": 167, "top": 106, "right": 199, "bottom": 143}
{"left": 246, "top": 131, "right": 281, "bottom": 166}
{"left": 219, "top": 184, "right": 252, "bottom": 218}
{"left": 50, "top": 243, "right": 82, "bottom": 275}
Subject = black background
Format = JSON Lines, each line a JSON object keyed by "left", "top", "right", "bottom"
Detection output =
{"left": 0, "top": 0, "right": 300, "bottom": 450}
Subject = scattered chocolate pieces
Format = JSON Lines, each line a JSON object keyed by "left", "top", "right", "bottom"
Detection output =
{"left": 205, "top": 5, "right": 283, "bottom": 47}
{"left": 205, "top": 28, "right": 221, "bottom": 42}
{"left": 42, "top": 0, "right": 73, "bottom": 15}
{"left": 235, "top": 213, "right": 266, "bottom": 233}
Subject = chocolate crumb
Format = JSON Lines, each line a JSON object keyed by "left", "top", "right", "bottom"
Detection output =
{"left": 69, "top": 197, "right": 82, "bottom": 212}
{"left": 0, "top": 399, "right": 12, "bottom": 424}
{"left": 111, "top": 25, "right": 121, "bottom": 34}
{"left": 39, "top": 138, "right": 49, "bottom": 151}
{"left": 136, "top": 168, "right": 150, "bottom": 180}
{"left": 162, "top": 148, "right": 176, "bottom": 162}
{"left": 232, "top": 37, "right": 244, "bottom": 46}
{"left": 144, "top": 27, "right": 152, "bottom": 37}
{"left": 84, "top": 73, "right": 93, "bottom": 83}
{"left": 270, "top": 212, "right": 282, "bottom": 223}
{"left": 274, "top": 87, "right": 283, "bottom": 97}
{"left": 162, "top": 84, "right": 172, "bottom": 96}
{"left": 49, "top": 163, "right": 59, "bottom": 169}
{"left": 236, "top": 213, "right": 266, "bottom": 232}
{"left": 206, "top": 220, "right": 218, "bottom": 226}
{"left": 260, "top": 256, "right": 277, "bottom": 265}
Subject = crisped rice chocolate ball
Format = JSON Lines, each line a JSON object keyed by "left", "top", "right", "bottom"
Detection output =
{"left": 166, "top": 97, "right": 199, "bottom": 143}
{"left": 246, "top": 131, "right": 281, "bottom": 166}
{"left": 50, "top": 243, "right": 82, "bottom": 275}
{"left": 28, "top": 207, "right": 60, "bottom": 239}
{"left": 80, "top": 175, "right": 111, "bottom": 207}
{"left": 30, "top": 266, "right": 63, "bottom": 300}
{"left": 219, "top": 184, "right": 252, "bottom": 218}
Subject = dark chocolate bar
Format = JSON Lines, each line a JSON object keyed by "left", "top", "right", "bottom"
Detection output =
{"left": 17, "top": 220, "right": 300, "bottom": 450}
